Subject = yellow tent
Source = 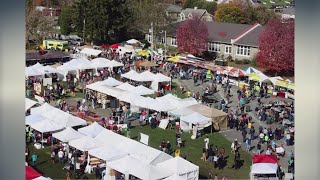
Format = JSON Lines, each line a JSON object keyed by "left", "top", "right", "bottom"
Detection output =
{"left": 137, "top": 50, "right": 150, "bottom": 56}
{"left": 167, "top": 56, "right": 181, "bottom": 63}
{"left": 249, "top": 73, "right": 260, "bottom": 82}
{"left": 275, "top": 80, "right": 289, "bottom": 88}
{"left": 288, "top": 83, "right": 295, "bottom": 90}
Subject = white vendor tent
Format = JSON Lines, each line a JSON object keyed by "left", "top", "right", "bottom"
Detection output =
{"left": 133, "top": 85, "right": 155, "bottom": 95}
{"left": 25, "top": 114, "right": 48, "bottom": 126}
{"left": 77, "top": 122, "right": 105, "bottom": 138}
{"left": 57, "top": 58, "right": 93, "bottom": 72}
{"left": 25, "top": 66, "right": 43, "bottom": 77}
{"left": 126, "top": 39, "right": 141, "bottom": 44}
{"left": 181, "top": 112, "right": 211, "bottom": 125}
{"left": 107, "top": 155, "right": 173, "bottom": 180}
{"left": 137, "top": 71, "right": 156, "bottom": 82}
{"left": 97, "top": 77, "right": 123, "bottom": 87}
{"left": 121, "top": 70, "right": 139, "bottom": 80}
{"left": 116, "top": 82, "right": 136, "bottom": 91}
{"left": 163, "top": 174, "right": 185, "bottom": 180}
{"left": 31, "top": 103, "right": 87, "bottom": 128}
{"left": 52, "top": 127, "right": 85, "bottom": 143}
{"left": 87, "top": 85, "right": 125, "bottom": 99}
{"left": 91, "top": 57, "right": 111, "bottom": 69}
{"left": 26, "top": 98, "right": 39, "bottom": 112}
{"left": 251, "top": 163, "right": 278, "bottom": 174}
{"left": 108, "top": 60, "right": 124, "bottom": 67}
{"left": 32, "top": 176, "right": 52, "bottom": 180}
{"left": 88, "top": 145, "right": 128, "bottom": 161}
{"left": 169, "top": 108, "right": 194, "bottom": 117}
{"left": 158, "top": 157, "right": 199, "bottom": 180}
{"left": 154, "top": 73, "right": 171, "bottom": 82}
{"left": 80, "top": 48, "right": 102, "bottom": 57}
{"left": 69, "top": 136, "right": 101, "bottom": 152}
{"left": 31, "top": 119, "right": 64, "bottom": 133}
{"left": 118, "top": 92, "right": 143, "bottom": 104}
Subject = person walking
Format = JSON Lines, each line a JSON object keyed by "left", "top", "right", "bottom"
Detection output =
{"left": 257, "top": 142, "right": 262, "bottom": 154}
{"left": 207, "top": 146, "right": 214, "bottom": 163}
{"left": 201, "top": 146, "right": 207, "bottom": 161}
{"left": 50, "top": 150, "right": 55, "bottom": 164}
{"left": 234, "top": 151, "right": 240, "bottom": 170}
{"left": 245, "top": 138, "right": 251, "bottom": 152}
{"left": 58, "top": 149, "right": 64, "bottom": 164}
{"left": 242, "top": 129, "right": 247, "bottom": 142}
{"left": 204, "top": 136, "right": 209, "bottom": 150}
{"left": 31, "top": 153, "right": 38, "bottom": 166}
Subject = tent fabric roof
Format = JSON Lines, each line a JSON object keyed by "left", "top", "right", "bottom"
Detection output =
{"left": 88, "top": 146, "right": 128, "bottom": 161}
{"left": 98, "top": 77, "right": 123, "bottom": 87}
{"left": 133, "top": 85, "right": 155, "bottom": 95}
{"left": 80, "top": 48, "right": 102, "bottom": 56}
{"left": 26, "top": 166, "right": 41, "bottom": 180}
{"left": 109, "top": 60, "right": 124, "bottom": 67}
{"left": 181, "top": 112, "right": 211, "bottom": 125}
{"left": 26, "top": 98, "right": 39, "bottom": 111}
{"left": 91, "top": 57, "right": 111, "bottom": 69}
{"left": 52, "top": 127, "right": 85, "bottom": 143}
{"left": 26, "top": 66, "right": 43, "bottom": 77}
{"left": 126, "top": 39, "right": 141, "bottom": 44}
{"left": 25, "top": 114, "right": 48, "bottom": 126}
{"left": 121, "top": 70, "right": 139, "bottom": 79}
{"left": 32, "top": 176, "right": 52, "bottom": 180}
{"left": 116, "top": 82, "right": 136, "bottom": 91}
{"left": 69, "top": 136, "right": 101, "bottom": 151}
{"left": 139, "top": 61, "right": 158, "bottom": 67}
{"left": 154, "top": 73, "right": 171, "bottom": 82}
{"left": 187, "top": 104, "right": 227, "bottom": 118}
{"left": 57, "top": 58, "right": 93, "bottom": 71}
{"left": 157, "top": 157, "right": 199, "bottom": 176}
{"left": 253, "top": 155, "right": 278, "bottom": 164}
{"left": 78, "top": 122, "right": 105, "bottom": 138}
{"left": 31, "top": 103, "right": 87, "bottom": 128}
{"left": 251, "top": 163, "right": 278, "bottom": 174}
{"left": 107, "top": 155, "right": 173, "bottom": 180}
{"left": 31, "top": 119, "right": 64, "bottom": 133}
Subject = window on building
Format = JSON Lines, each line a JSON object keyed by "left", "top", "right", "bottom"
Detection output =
{"left": 225, "top": 45, "right": 232, "bottom": 54}
{"left": 180, "top": 13, "right": 185, "bottom": 21}
{"left": 161, "top": 37, "right": 166, "bottom": 44}
{"left": 208, "top": 42, "right": 221, "bottom": 52}
{"left": 171, "top": 37, "right": 177, "bottom": 46}
{"left": 236, "top": 45, "right": 250, "bottom": 56}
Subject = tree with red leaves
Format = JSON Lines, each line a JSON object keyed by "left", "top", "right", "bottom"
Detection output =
{"left": 256, "top": 18, "right": 294, "bottom": 75}
{"left": 176, "top": 17, "right": 209, "bottom": 55}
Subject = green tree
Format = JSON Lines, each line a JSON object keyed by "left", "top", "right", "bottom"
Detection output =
{"left": 214, "top": 3, "right": 246, "bottom": 24}
{"left": 58, "top": 7, "right": 74, "bottom": 35}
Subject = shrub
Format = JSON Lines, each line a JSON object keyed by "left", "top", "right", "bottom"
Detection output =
{"left": 235, "top": 59, "right": 241, "bottom": 64}
{"left": 242, "top": 59, "right": 251, "bottom": 64}
{"left": 226, "top": 55, "right": 233, "bottom": 62}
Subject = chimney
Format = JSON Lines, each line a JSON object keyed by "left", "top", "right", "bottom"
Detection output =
{"left": 194, "top": 7, "right": 198, "bottom": 10}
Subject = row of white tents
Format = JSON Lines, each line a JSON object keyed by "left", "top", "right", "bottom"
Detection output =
{"left": 25, "top": 58, "right": 124, "bottom": 78}
{"left": 26, "top": 102, "right": 199, "bottom": 180}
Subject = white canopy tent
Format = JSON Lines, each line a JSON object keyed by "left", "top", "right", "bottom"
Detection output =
{"left": 136, "top": 71, "right": 156, "bottom": 82}
{"left": 88, "top": 145, "right": 129, "bottom": 161}
{"left": 25, "top": 114, "right": 48, "bottom": 126}
{"left": 26, "top": 98, "right": 39, "bottom": 112}
{"left": 96, "top": 77, "right": 123, "bottom": 87}
{"left": 52, "top": 127, "right": 85, "bottom": 143}
{"left": 77, "top": 122, "right": 105, "bottom": 138}
{"left": 116, "top": 82, "right": 136, "bottom": 92}
{"left": 69, "top": 136, "right": 101, "bottom": 152}
{"left": 251, "top": 163, "right": 278, "bottom": 174}
{"left": 57, "top": 58, "right": 93, "bottom": 72}
{"left": 107, "top": 155, "right": 173, "bottom": 180}
{"left": 32, "top": 176, "right": 52, "bottom": 180}
{"left": 169, "top": 108, "right": 194, "bottom": 117}
{"left": 109, "top": 60, "right": 124, "bottom": 67}
{"left": 31, "top": 103, "right": 87, "bottom": 128}
{"left": 31, "top": 119, "right": 64, "bottom": 133}
{"left": 121, "top": 70, "right": 139, "bottom": 80}
{"left": 163, "top": 174, "right": 185, "bottom": 180}
{"left": 158, "top": 157, "right": 199, "bottom": 180}
{"left": 181, "top": 112, "right": 211, "bottom": 125}
{"left": 133, "top": 85, "right": 155, "bottom": 95}
{"left": 91, "top": 57, "right": 111, "bottom": 69}
{"left": 80, "top": 48, "right": 102, "bottom": 57}
{"left": 25, "top": 66, "right": 43, "bottom": 77}
{"left": 126, "top": 39, "right": 141, "bottom": 44}
{"left": 118, "top": 92, "right": 143, "bottom": 104}
{"left": 154, "top": 73, "right": 171, "bottom": 82}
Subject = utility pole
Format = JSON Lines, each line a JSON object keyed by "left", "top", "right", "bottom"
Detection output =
{"left": 150, "top": 22, "right": 154, "bottom": 50}
{"left": 164, "top": 30, "right": 167, "bottom": 60}
{"left": 83, "top": 18, "right": 86, "bottom": 42}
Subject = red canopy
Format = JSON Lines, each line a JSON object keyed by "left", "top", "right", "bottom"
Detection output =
{"left": 109, "top": 43, "right": 119, "bottom": 49}
{"left": 101, "top": 44, "right": 108, "bottom": 49}
{"left": 26, "top": 166, "right": 41, "bottom": 180}
{"left": 252, "top": 154, "right": 278, "bottom": 164}
{"left": 228, "top": 67, "right": 246, "bottom": 77}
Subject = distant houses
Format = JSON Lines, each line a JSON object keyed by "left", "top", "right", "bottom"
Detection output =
{"left": 145, "top": 21, "right": 265, "bottom": 61}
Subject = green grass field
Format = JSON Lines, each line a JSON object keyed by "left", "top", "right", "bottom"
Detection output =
{"left": 129, "top": 126, "right": 252, "bottom": 179}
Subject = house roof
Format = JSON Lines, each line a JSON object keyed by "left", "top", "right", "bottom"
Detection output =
{"left": 206, "top": 22, "right": 253, "bottom": 43}
{"left": 164, "top": 21, "right": 264, "bottom": 47}
{"left": 181, "top": 8, "right": 207, "bottom": 17}
{"left": 233, "top": 26, "right": 265, "bottom": 47}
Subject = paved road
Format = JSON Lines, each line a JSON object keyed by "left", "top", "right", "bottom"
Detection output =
{"left": 176, "top": 77, "right": 294, "bottom": 173}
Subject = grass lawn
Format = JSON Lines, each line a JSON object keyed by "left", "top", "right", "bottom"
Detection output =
{"left": 26, "top": 144, "right": 95, "bottom": 179}
{"left": 129, "top": 126, "right": 252, "bottom": 179}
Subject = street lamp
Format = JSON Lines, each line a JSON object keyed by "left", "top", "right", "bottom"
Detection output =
{"left": 160, "top": 30, "right": 167, "bottom": 60}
